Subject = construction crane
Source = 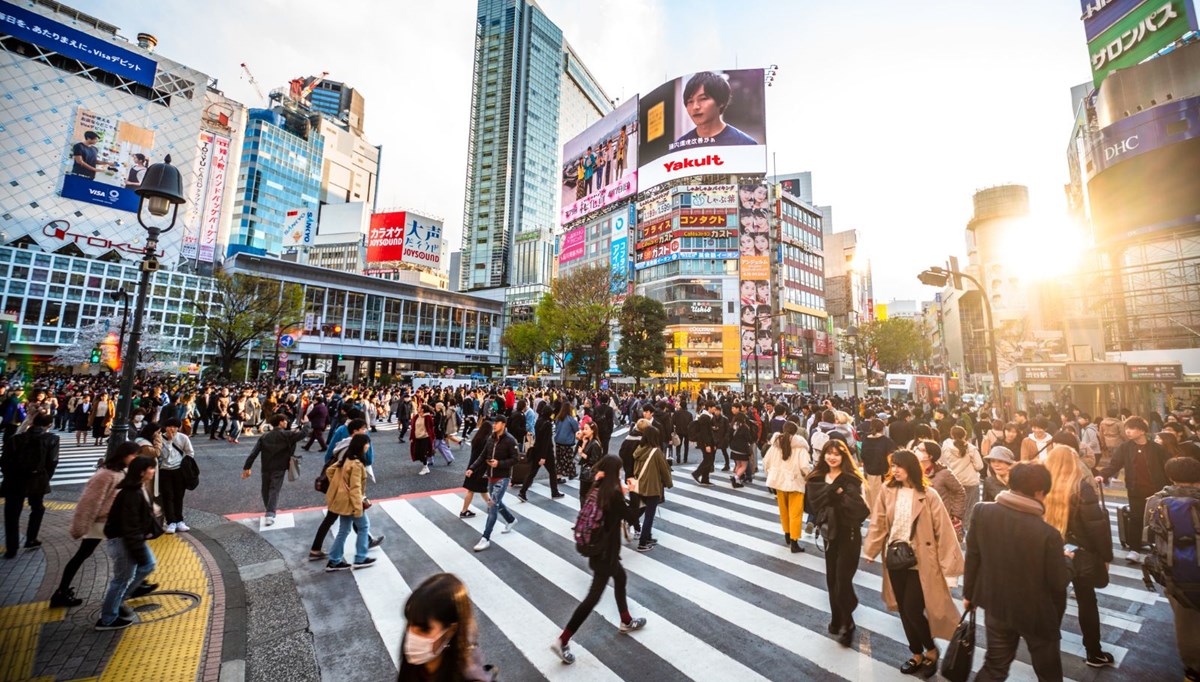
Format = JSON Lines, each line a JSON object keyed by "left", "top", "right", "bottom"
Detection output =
{"left": 239, "top": 62, "right": 265, "bottom": 102}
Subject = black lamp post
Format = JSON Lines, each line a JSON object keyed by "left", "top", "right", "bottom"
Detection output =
{"left": 109, "top": 288, "right": 130, "bottom": 360}
{"left": 918, "top": 264, "right": 1003, "bottom": 418}
{"left": 107, "top": 158, "right": 186, "bottom": 453}
{"left": 845, "top": 325, "right": 860, "bottom": 400}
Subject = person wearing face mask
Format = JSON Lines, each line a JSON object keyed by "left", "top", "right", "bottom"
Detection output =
{"left": 397, "top": 573, "right": 496, "bottom": 682}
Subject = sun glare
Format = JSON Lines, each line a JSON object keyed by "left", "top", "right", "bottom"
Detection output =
{"left": 999, "top": 216, "right": 1085, "bottom": 282}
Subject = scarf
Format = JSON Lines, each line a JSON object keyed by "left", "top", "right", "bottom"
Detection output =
{"left": 995, "top": 490, "right": 1044, "bottom": 517}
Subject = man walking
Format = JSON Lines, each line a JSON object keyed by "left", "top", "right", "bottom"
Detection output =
{"left": 242, "top": 414, "right": 311, "bottom": 526}
{"left": 2, "top": 413, "right": 58, "bottom": 558}
{"left": 964, "top": 462, "right": 1069, "bottom": 681}
{"left": 1097, "top": 416, "right": 1168, "bottom": 562}
{"left": 691, "top": 403, "right": 717, "bottom": 487}
{"left": 468, "top": 415, "right": 518, "bottom": 552}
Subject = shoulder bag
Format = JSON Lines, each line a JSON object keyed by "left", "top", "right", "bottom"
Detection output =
{"left": 627, "top": 449, "right": 656, "bottom": 495}
{"left": 940, "top": 608, "right": 976, "bottom": 682}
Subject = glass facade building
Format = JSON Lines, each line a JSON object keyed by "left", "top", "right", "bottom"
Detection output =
{"left": 228, "top": 108, "right": 324, "bottom": 258}
{"left": 460, "top": 0, "right": 609, "bottom": 291}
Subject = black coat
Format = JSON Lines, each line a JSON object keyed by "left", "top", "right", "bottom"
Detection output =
{"left": 1100, "top": 440, "right": 1168, "bottom": 496}
{"left": 243, "top": 424, "right": 310, "bottom": 473}
{"left": 673, "top": 409, "right": 693, "bottom": 438}
{"left": 468, "top": 432, "right": 518, "bottom": 479}
{"left": 964, "top": 499, "right": 1071, "bottom": 639}
{"left": 859, "top": 435, "right": 897, "bottom": 477}
{"left": 590, "top": 485, "right": 635, "bottom": 571}
{"left": 805, "top": 472, "right": 869, "bottom": 540}
{"left": 1, "top": 427, "right": 59, "bottom": 496}
{"left": 1066, "top": 479, "right": 1114, "bottom": 584}
{"left": 104, "top": 485, "right": 158, "bottom": 563}
{"left": 692, "top": 413, "right": 715, "bottom": 451}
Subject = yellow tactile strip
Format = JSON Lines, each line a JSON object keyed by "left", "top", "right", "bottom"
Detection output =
{"left": 0, "top": 603, "right": 66, "bottom": 681}
{"left": 98, "top": 533, "right": 212, "bottom": 682}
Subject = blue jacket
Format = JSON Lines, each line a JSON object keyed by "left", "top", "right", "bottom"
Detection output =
{"left": 324, "top": 424, "right": 374, "bottom": 466}
{"left": 554, "top": 415, "right": 579, "bottom": 445}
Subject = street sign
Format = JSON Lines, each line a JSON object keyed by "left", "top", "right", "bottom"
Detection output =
{"left": 280, "top": 352, "right": 289, "bottom": 361}
{"left": 279, "top": 334, "right": 296, "bottom": 349}
{"left": 600, "top": 379, "right": 609, "bottom": 390}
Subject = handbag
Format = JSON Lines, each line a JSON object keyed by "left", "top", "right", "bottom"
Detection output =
{"left": 288, "top": 455, "right": 301, "bottom": 482}
{"left": 314, "top": 467, "right": 330, "bottom": 494}
{"left": 180, "top": 455, "right": 200, "bottom": 491}
{"left": 670, "top": 432, "right": 681, "bottom": 448}
{"left": 940, "top": 608, "right": 976, "bottom": 682}
{"left": 885, "top": 541, "right": 917, "bottom": 571}
{"left": 627, "top": 449, "right": 656, "bottom": 495}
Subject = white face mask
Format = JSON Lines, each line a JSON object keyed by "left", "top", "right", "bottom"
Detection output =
{"left": 403, "top": 629, "right": 448, "bottom": 665}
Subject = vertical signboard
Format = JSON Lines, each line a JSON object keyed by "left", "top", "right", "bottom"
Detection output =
{"left": 610, "top": 205, "right": 632, "bottom": 301}
{"left": 198, "top": 134, "right": 229, "bottom": 262}
{"left": 182, "top": 132, "right": 214, "bottom": 261}
{"left": 367, "top": 211, "right": 406, "bottom": 263}
{"left": 558, "top": 226, "right": 586, "bottom": 265}
{"left": 738, "top": 181, "right": 772, "bottom": 366}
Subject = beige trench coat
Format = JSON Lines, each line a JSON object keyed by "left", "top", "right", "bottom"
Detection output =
{"left": 863, "top": 484, "right": 965, "bottom": 640}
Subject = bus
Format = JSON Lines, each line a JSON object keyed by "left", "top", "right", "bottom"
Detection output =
{"left": 300, "top": 370, "right": 327, "bottom": 386}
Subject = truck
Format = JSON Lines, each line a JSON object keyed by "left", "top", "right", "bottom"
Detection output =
{"left": 884, "top": 374, "right": 947, "bottom": 404}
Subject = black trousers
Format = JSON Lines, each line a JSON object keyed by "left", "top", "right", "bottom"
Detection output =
{"left": 303, "top": 426, "right": 327, "bottom": 451}
{"left": 158, "top": 468, "right": 186, "bottom": 524}
{"left": 975, "top": 616, "right": 1064, "bottom": 681}
{"left": 695, "top": 447, "right": 716, "bottom": 483}
{"left": 889, "top": 568, "right": 935, "bottom": 654}
{"left": 1127, "top": 492, "right": 1149, "bottom": 551}
{"left": 210, "top": 415, "right": 228, "bottom": 439}
{"left": 1073, "top": 578, "right": 1102, "bottom": 656}
{"left": 719, "top": 446, "right": 730, "bottom": 468}
{"left": 675, "top": 437, "right": 690, "bottom": 463}
{"left": 519, "top": 452, "right": 559, "bottom": 496}
{"left": 58, "top": 538, "right": 102, "bottom": 591}
{"left": 565, "top": 561, "right": 628, "bottom": 635}
{"left": 261, "top": 470, "right": 286, "bottom": 515}
{"left": 826, "top": 532, "right": 862, "bottom": 632}
{"left": 4, "top": 491, "right": 44, "bottom": 555}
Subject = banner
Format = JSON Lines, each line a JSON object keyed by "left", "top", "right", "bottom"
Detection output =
{"left": 181, "top": 132, "right": 214, "bottom": 261}
{"left": 610, "top": 205, "right": 632, "bottom": 300}
{"left": 739, "top": 181, "right": 773, "bottom": 364}
{"left": 367, "top": 211, "right": 406, "bottom": 263}
{"left": 561, "top": 97, "right": 639, "bottom": 225}
{"left": 638, "top": 69, "right": 767, "bottom": 189}
{"left": 0, "top": 1, "right": 157, "bottom": 86}
{"left": 684, "top": 184, "right": 737, "bottom": 209}
{"left": 559, "top": 226, "right": 586, "bottom": 264}
{"left": 282, "top": 209, "right": 316, "bottom": 247}
{"left": 1088, "top": 0, "right": 1196, "bottom": 87}
{"left": 198, "top": 134, "right": 229, "bottom": 263}
{"left": 365, "top": 211, "right": 444, "bottom": 268}
{"left": 60, "top": 107, "right": 155, "bottom": 213}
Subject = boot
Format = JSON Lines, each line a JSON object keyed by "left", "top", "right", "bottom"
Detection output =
{"left": 50, "top": 587, "right": 83, "bottom": 607}
{"left": 790, "top": 539, "right": 804, "bottom": 554}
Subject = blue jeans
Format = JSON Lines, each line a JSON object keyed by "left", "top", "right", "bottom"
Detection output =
{"left": 101, "top": 538, "right": 156, "bottom": 624}
{"left": 638, "top": 495, "right": 661, "bottom": 547}
{"left": 330, "top": 513, "right": 370, "bottom": 564}
{"left": 482, "top": 478, "right": 515, "bottom": 540}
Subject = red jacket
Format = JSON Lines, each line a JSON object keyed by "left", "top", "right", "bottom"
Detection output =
{"left": 410, "top": 413, "right": 436, "bottom": 461}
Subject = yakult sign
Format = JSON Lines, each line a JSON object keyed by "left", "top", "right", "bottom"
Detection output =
{"left": 366, "top": 211, "right": 445, "bottom": 269}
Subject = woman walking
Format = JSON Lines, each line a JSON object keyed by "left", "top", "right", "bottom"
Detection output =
{"left": 982, "top": 447, "right": 1016, "bottom": 502}
{"left": 96, "top": 455, "right": 161, "bottom": 630}
{"left": 459, "top": 420, "right": 493, "bottom": 518}
{"left": 323, "top": 434, "right": 376, "bottom": 571}
{"left": 1044, "top": 444, "right": 1116, "bottom": 668}
{"left": 762, "top": 421, "right": 812, "bottom": 553}
{"left": 940, "top": 426, "right": 984, "bottom": 533}
{"left": 52, "top": 442, "right": 140, "bottom": 608}
{"left": 628, "top": 422, "right": 673, "bottom": 552}
{"left": 412, "top": 403, "right": 436, "bottom": 476}
{"left": 554, "top": 403, "right": 580, "bottom": 482}
{"left": 397, "top": 573, "right": 496, "bottom": 682}
{"left": 72, "top": 394, "right": 91, "bottom": 447}
{"left": 916, "top": 441, "right": 966, "bottom": 541}
{"left": 863, "top": 450, "right": 963, "bottom": 677}
{"left": 806, "top": 439, "right": 870, "bottom": 646}
{"left": 728, "top": 412, "right": 755, "bottom": 489}
{"left": 551, "top": 454, "right": 645, "bottom": 665}
{"left": 576, "top": 420, "right": 604, "bottom": 500}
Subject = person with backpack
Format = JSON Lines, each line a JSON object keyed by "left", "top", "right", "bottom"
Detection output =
{"left": 672, "top": 401, "right": 694, "bottom": 464}
{"left": 97, "top": 455, "right": 161, "bottom": 630}
{"left": 763, "top": 421, "right": 811, "bottom": 553}
{"left": 805, "top": 439, "right": 870, "bottom": 646}
{"left": 2, "top": 412, "right": 59, "bottom": 558}
{"left": 1143, "top": 456, "right": 1200, "bottom": 682}
{"left": 553, "top": 454, "right": 645, "bottom": 665}
{"left": 1097, "top": 416, "right": 1169, "bottom": 563}
{"left": 628, "top": 421, "right": 673, "bottom": 552}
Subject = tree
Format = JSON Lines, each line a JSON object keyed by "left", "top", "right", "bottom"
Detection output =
{"left": 52, "top": 318, "right": 167, "bottom": 370}
{"left": 845, "top": 318, "right": 933, "bottom": 375}
{"left": 501, "top": 321, "right": 547, "bottom": 373}
{"left": 616, "top": 295, "right": 667, "bottom": 390}
{"left": 186, "top": 271, "right": 304, "bottom": 381}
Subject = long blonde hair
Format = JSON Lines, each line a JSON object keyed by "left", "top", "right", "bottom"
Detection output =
{"left": 1043, "top": 445, "right": 1090, "bottom": 536}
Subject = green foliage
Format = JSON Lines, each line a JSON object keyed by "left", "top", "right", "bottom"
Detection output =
{"left": 847, "top": 318, "right": 932, "bottom": 374}
{"left": 186, "top": 271, "right": 304, "bottom": 381}
{"left": 616, "top": 296, "right": 667, "bottom": 389}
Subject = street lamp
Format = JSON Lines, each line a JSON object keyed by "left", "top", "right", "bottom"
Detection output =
{"left": 107, "top": 158, "right": 186, "bottom": 453}
{"left": 845, "top": 325, "right": 860, "bottom": 400}
{"left": 917, "top": 265, "right": 1003, "bottom": 417}
{"left": 108, "top": 288, "right": 130, "bottom": 360}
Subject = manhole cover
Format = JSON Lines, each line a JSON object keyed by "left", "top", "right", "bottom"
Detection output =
{"left": 89, "top": 591, "right": 202, "bottom": 624}
{"left": 133, "top": 603, "right": 162, "bottom": 613}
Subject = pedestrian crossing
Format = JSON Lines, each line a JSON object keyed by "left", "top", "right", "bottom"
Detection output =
{"left": 245, "top": 459, "right": 1177, "bottom": 681}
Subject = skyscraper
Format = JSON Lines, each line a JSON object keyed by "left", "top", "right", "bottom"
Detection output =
{"left": 459, "top": 0, "right": 610, "bottom": 292}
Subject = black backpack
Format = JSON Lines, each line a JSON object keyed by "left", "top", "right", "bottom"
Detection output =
{"left": 688, "top": 416, "right": 706, "bottom": 443}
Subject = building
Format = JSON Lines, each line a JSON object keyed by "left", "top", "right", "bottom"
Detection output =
{"left": 228, "top": 105, "right": 324, "bottom": 257}
{"left": 776, "top": 185, "right": 832, "bottom": 392}
{"left": 307, "top": 79, "right": 367, "bottom": 136}
{"left": 316, "top": 116, "right": 379, "bottom": 208}
{"left": 0, "top": 2, "right": 229, "bottom": 273}
{"left": 880, "top": 299, "right": 923, "bottom": 320}
{"left": 458, "top": 0, "right": 610, "bottom": 293}
{"left": 822, "top": 228, "right": 872, "bottom": 330}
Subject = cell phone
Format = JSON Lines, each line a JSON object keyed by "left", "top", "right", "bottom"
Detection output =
{"left": 1064, "top": 543, "right": 1079, "bottom": 554}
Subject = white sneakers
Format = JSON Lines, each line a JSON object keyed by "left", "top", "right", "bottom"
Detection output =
{"left": 419, "top": 465, "right": 430, "bottom": 476}
{"left": 503, "top": 518, "right": 517, "bottom": 534}
{"left": 175, "top": 521, "right": 190, "bottom": 532}
{"left": 164, "top": 523, "right": 177, "bottom": 534}
{"left": 1126, "top": 550, "right": 1142, "bottom": 563}
{"left": 473, "top": 538, "right": 491, "bottom": 552}
{"left": 264, "top": 516, "right": 276, "bottom": 527}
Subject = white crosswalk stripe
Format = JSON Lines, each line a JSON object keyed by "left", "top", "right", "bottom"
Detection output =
{"left": 245, "top": 461, "right": 1175, "bottom": 681}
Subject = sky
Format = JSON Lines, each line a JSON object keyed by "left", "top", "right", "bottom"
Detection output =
{"left": 72, "top": 0, "right": 1115, "bottom": 300}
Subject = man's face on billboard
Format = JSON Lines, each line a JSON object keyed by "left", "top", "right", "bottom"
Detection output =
{"left": 686, "top": 86, "right": 721, "bottom": 129}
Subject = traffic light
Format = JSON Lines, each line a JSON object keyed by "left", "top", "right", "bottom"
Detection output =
{"left": 260, "top": 360, "right": 268, "bottom": 371}
{"left": 90, "top": 347, "right": 101, "bottom": 363}
{"left": 337, "top": 353, "right": 344, "bottom": 361}
{"left": 320, "top": 324, "right": 343, "bottom": 336}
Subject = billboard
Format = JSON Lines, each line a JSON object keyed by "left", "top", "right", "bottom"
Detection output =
{"left": 60, "top": 107, "right": 156, "bottom": 213}
{"left": 739, "top": 181, "right": 773, "bottom": 364}
{"left": 561, "top": 97, "right": 639, "bottom": 225}
{"left": 366, "top": 211, "right": 445, "bottom": 268}
{"left": 1088, "top": 0, "right": 1197, "bottom": 87}
{"left": 282, "top": 209, "right": 316, "bottom": 248}
{"left": 638, "top": 69, "right": 767, "bottom": 188}
{"left": 0, "top": 1, "right": 158, "bottom": 86}
{"left": 610, "top": 205, "right": 633, "bottom": 300}
{"left": 181, "top": 131, "right": 230, "bottom": 263}
{"left": 181, "top": 132, "right": 214, "bottom": 261}
{"left": 198, "top": 133, "right": 229, "bottom": 263}
{"left": 559, "top": 226, "right": 586, "bottom": 265}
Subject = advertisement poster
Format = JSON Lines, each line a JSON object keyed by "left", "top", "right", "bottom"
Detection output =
{"left": 198, "top": 134, "right": 229, "bottom": 263}
{"left": 282, "top": 209, "right": 316, "bottom": 247}
{"left": 561, "top": 97, "right": 639, "bottom": 225}
{"left": 1088, "top": 0, "right": 1197, "bottom": 87}
{"left": 181, "top": 132, "right": 214, "bottom": 261}
{"left": 60, "top": 107, "right": 156, "bottom": 213}
{"left": 610, "top": 206, "right": 632, "bottom": 300}
{"left": 559, "top": 226, "right": 586, "bottom": 264}
{"left": 638, "top": 68, "right": 767, "bottom": 188}
{"left": 739, "top": 181, "right": 773, "bottom": 363}
{"left": 366, "top": 211, "right": 444, "bottom": 268}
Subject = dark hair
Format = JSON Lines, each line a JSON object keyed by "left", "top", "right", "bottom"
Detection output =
{"left": 1125, "top": 416, "right": 1149, "bottom": 433}
{"left": 33, "top": 412, "right": 52, "bottom": 428}
{"left": 886, "top": 450, "right": 925, "bottom": 492}
{"left": 1166, "top": 456, "right": 1200, "bottom": 484}
{"left": 119, "top": 455, "right": 157, "bottom": 488}
{"left": 340, "top": 434, "right": 371, "bottom": 464}
{"left": 137, "top": 422, "right": 160, "bottom": 441}
{"left": 821, "top": 409, "right": 835, "bottom": 423}
{"left": 912, "top": 423, "right": 934, "bottom": 441}
{"left": 1051, "top": 430, "right": 1080, "bottom": 451}
{"left": 592, "top": 455, "right": 624, "bottom": 510}
{"left": 1032, "top": 417, "right": 1051, "bottom": 431}
{"left": 346, "top": 418, "right": 367, "bottom": 433}
{"left": 471, "top": 419, "right": 493, "bottom": 449}
{"left": 683, "top": 71, "right": 732, "bottom": 112}
{"left": 403, "top": 573, "right": 478, "bottom": 675}
{"left": 809, "top": 439, "right": 862, "bottom": 482}
{"left": 104, "top": 441, "right": 140, "bottom": 471}
{"left": 1157, "top": 431, "right": 1184, "bottom": 459}
{"left": 779, "top": 421, "right": 798, "bottom": 461}
{"left": 83, "top": 131, "right": 99, "bottom": 140}
{"left": 950, "top": 425, "right": 969, "bottom": 457}
{"left": 556, "top": 403, "right": 572, "bottom": 422}
{"left": 161, "top": 417, "right": 182, "bottom": 429}
{"left": 346, "top": 408, "right": 365, "bottom": 421}
{"left": 869, "top": 418, "right": 885, "bottom": 435}
{"left": 269, "top": 413, "right": 289, "bottom": 428}
{"left": 991, "top": 419, "right": 1004, "bottom": 431}
{"left": 1009, "top": 462, "right": 1053, "bottom": 497}
{"left": 1003, "top": 421, "right": 1019, "bottom": 433}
